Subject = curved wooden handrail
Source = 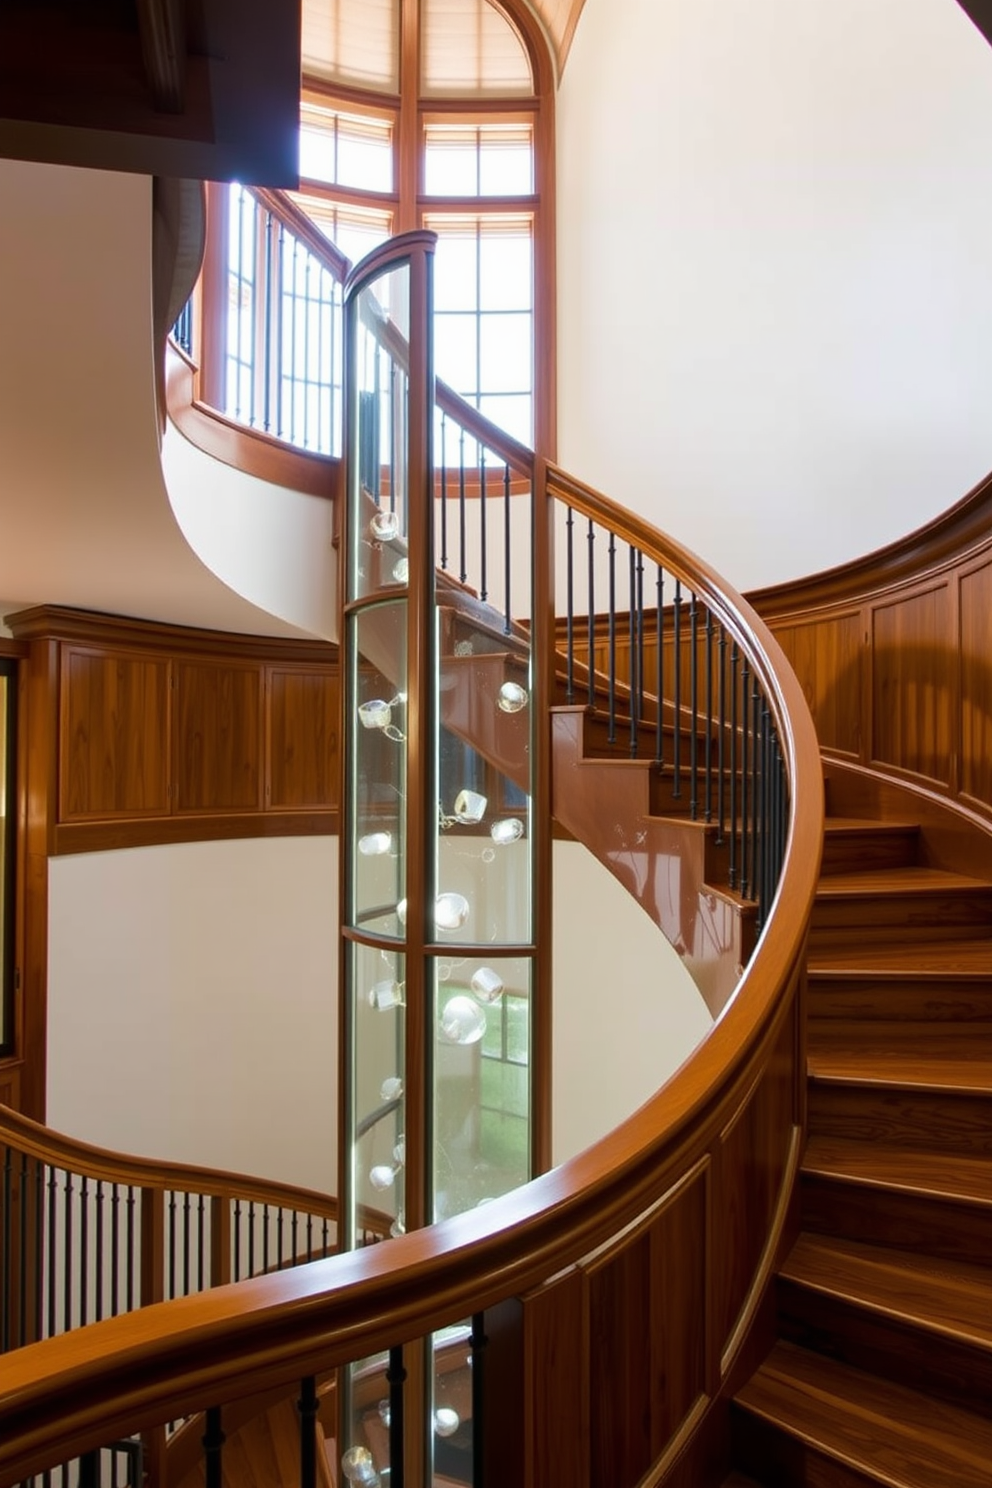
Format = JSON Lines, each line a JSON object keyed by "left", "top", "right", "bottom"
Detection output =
{"left": 0, "top": 467, "right": 823, "bottom": 1481}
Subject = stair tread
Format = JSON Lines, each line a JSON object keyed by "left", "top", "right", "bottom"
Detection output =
{"left": 737, "top": 1340, "right": 992, "bottom": 1487}
{"left": 808, "top": 937, "right": 992, "bottom": 977}
{"left": 816, "top": 867, "right": 992, "bottom": 898}
{"left": 803, "top": 1136, "right": 992, "bottom": 1205}
{"left": 808, "top": 1027, "right": 992, "bottom": 1090}
{"left": 824, "top": 817, "right": 920, "bottom": 834}
{"left": 781, "top": 1233, "right": 992, "bottom": 1350}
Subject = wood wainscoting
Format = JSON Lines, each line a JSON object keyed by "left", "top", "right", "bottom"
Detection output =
{"left": 2, "top": 605, "right": 340, "bottom": 1122}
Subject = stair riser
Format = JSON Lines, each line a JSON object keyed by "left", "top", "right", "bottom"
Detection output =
{"left": 777, "top": 1280, "right": 992, "bottom": 1420}
{"left": 809, "top": 894, "right": 992, "bottom": 954}
{"left": 808, "top": 977, "right": 992, "bottom": 1022}
{"left": 820, "top": 833, "right": 919, "bottom": 875}
{"left": 801, "top": 1174, "right": 992, "bottom": 1268}
{"left": 731, "top": 1406, "right": 884, "bottom": 1488}
{"left": 807, "top": 1085, "right": 992, "bottom": 1157}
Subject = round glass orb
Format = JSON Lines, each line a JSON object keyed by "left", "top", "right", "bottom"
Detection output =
{"left": 470, "top": 966, "right": 504, "bottom": 1004}
{"left": 377, "top": 1399, "right": 391, "bottom": 1427}
{"left": 368, "top": 980, "right": 403, "bottom": 1011}
{"left": 490, "top": 816, "right": 524, "bottom": 845}
{"left": 434, "top": 1408, "right": 460, "bottom": 1438}
{"left": 453, "top": 788, "right": 487, "bottom": 823}
{"left": 369, "top": 1163, "right": 396, "bottom": 1191}
{"left": 392, "top": 557, "right": 409, "bottom": 584}
{"left": 341, "top": 1445, "right": 380, "bottom": 1486}
{"left": 370, "top": 509, "right": 400, "bottom": 542}
{"left": 440, "top": 995, "right": 487, "bottom": 1046}
{"left": 358, "top": 698, "right": 391, "bottom": 730}
{"left": 380, "top": 1075, "right": 403, "bottom": 1102}
{"left": 497, "top": 680, "right": 528, "bottom": 713}
{"left": 358, "top": 830, "right": 392, "bottom": 856}
{"left": 396, "top": 898, "right": 407, "bottom": 927}
{"left": 434, "top": 892, "right": 470, "bottom": 931}
{"left": 390, "top": 1213, "right": 406, "bottom": 1237}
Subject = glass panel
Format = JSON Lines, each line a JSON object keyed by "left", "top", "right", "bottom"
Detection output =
{"left": 351, "top": 940, "right": 407, "bottom": 1237}
{"left": 347, "top": 604, "right": 408, "bottom": 933}
{"left": 350, "top": 264, "right": 411, "bottom": 603}
{"left": 431, "top": 1323, "right": 474, "bottom": 1482}
{"left": 434, "top": 955, "right": 532, "bottom": 1219}
{"left": 343, "top": 1350, "right": 391, "bottom": 1488}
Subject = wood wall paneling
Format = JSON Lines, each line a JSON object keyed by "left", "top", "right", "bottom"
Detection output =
{"left": 175, "top": 660, "right": 262, "bottom": 813}
{"left": 770, "top": 612, "right": 863, "bottom": 759}
{"left": 59, "top": 648, "right": 171, "bottom": 820}
{"left": 871, "top": 585, "right": 953, "bottom": 786}
{"left": 266, "top": 667, "right": 340, "bottom": 810}
{"left": 523, "top": 1267, "right": 589, "bottom": 1488}
{"left": 959, "top": 560, "right": 992, "bottom": 808}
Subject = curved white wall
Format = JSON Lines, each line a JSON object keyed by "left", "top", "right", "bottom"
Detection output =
{"left": 557, "top": 0, "right": 992, "bottom": 592}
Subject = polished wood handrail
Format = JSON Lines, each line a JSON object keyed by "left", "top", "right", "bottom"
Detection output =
{"left": 0, "top": 459, "right": 823, "bottom": 1482}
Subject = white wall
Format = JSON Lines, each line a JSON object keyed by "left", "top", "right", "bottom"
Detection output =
{"left": 557, "top": 0, "right": 992, "bottom": 593}
{"left": 47, "top": 837, "right": 339, "bottom": 1195}
{"left": 45, "top": 833, "right": 710, "bottom": 1189}
{"left": 552, "top": 839, "right": 710, "bottom": 1164}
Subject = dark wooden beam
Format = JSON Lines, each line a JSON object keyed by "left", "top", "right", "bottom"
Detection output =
{"left": 136, "top": 0, "right": 186, "bottom": 114}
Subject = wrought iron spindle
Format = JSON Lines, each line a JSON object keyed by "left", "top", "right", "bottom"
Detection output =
{"left": 566, "top": 507, "right": 575, "bottom": 703}
{"left": 47, "top": 1168, "right": 58, "bottom": 1337}
{"left": 79, "top": 1176, "right": 88, "bottom": 1326}
{"left": 689, "top": 594, "right": 698, "bottom": 819}
{"left": 655, "top": 566, "right": 664, "bottom": 766}
{"left": 78, "top": 1451, "right": 98, "bottom": 1488}
{"left": 458, "top": 428, "right": 468, "bottom": 584}
{"left": 203, "top": 1407, "right": 225, "bottom": 1488}
{"left": 637, "top": 550, "right": 645, "bottom": 746}
{"left": 234, "top": 1199, "right": 242, "bottom": 1281}
{"left": 717, "top": 630, "right": 727, "bottom": 846}
{"left": 439, "top": 413, "right": 448, "bottom": 572}
{"left": 262, "top": 1202, "right": 270, "bottom": 1275}
{"left": 387, "top": 1345, "right": 406, "bottom": 1488}
{"left": 705, "top": 611, "right": 714, "bottom": 823}
{"left": 607, "top": 530, "right": 617, "bottom": 744}
{"left": 586, "top": 520, "right": 596, "bottom": 708}
{"left": 479, "top": 446, "right": 488, "bottom": 601}
{"left": 248, "top": 1201, "right": 256, "bottom": 1277}
{"left": 168, "top": 1192, "right": 177, "bottom": 1300}
{"left": 2, "top": 1145, "right": 10, "bottom": 1352}
{"left": 277, "top": 1205, "right": 285, "bottom": 1270}
{"left": 94, "top": 1180, "right": 104, "bottom": 1322}
{"left": 19, "top": 1152, "right": 29, "bottom": 1346}
{"left": 299, "top": 1375, "right": 319, "bottom": 1488}
{"left": 750, "top": 674, "right": 761, "bottom": 909}
{"left": 389, "top": 364, "right": 397, "bottom": 513}
{"left": 729, "top": 644, "right": 739, "bottom": 891}
{"left": 628, "top": 545, "right": 638, "bottom": 758}
{"left": 472, "top": 1312, "right": 487, "bottom": 1488}
{"left": 740, "top": 658, "right": 751, "bottom": 899}
{"left": 63, "top": 1172, "right": 73, "bottom": 1333}
{"left": 672, "top": 581, "right": 682, "bottom": 798}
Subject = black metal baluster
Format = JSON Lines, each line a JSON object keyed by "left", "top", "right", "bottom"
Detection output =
{"left": 78, "top": 1175, "right": 89, "bottom": 1327}
{"left": 94, "top": 1180, "right": 104, "bottom": 1322}
{"left": 33, "top": 1160, "right": 44, "bottom": 1342}
{"left": 111, "top": 1183, "right": 121, "bottom": 1320}
{"left": 262, "top": 1203, "right": 270, "bottom": 1275}
{"left": 565, "top": 507, "right": 575, "bottom": 702}
{"left": 458, "top": 427, "right": 468, "bottom": 584}
{"left": 689, "top": 594, "right": 699, "bottom": 819}
{"left": 126, "top": 1186, "right": 136, "bottom": 1312}
{"left": 628, "top": 545, "right": 638, "bottom": 758}
{"left": 263, "top": 211, "right": 273, "bottom": 433}
{"left": 479, "top": 446, "right": 488, "bottom": 601}
{"left": 740, "top": 658, "right": 751, "bottom": 899}
{"left": 248, "top": 1201, "right": 256, "bottom": 1278}
{"left": 305, "top": 1212, "right": 313, "bottom": 1262}
{"left": 78, "top": 1451, "right": 98, "bottom": 1488}
{"left": 705, "top": 611, "right": 714, "bottom": 823}
{"left": 729, "top": 644, "right": 739, "bottom": 891}
{"left": 387, "top": 1344, "right": 406, "bottom": 1488}
{"left": 299, "top": 1375, "right": 319, "bottom": 1488}
{"left": 18, "top": 1152, "right": 28, "bottom": 1346}
{"left": 63, "top": 1171, "right": 74, "bottom": 1333}
{"left": 750, "top": 674, "right": 761, "bottom": 908}
{"left": 168, "top": 1192, "right": 177, "bottom": 1300}
{"left": 655, "top": 566, "right": 664, "bottom": 766}
{"left": 183, "top": 1192, "right": 192, "bottom": 1296}
{"left": 761, "top": 700, "right": 772, "bottom": 927}
{"left": 607, "top": 530, "right": 617, "bottom": 744}
{"left": 47, "top": 1168, "right": 58, "bottom": 1337}
{"left": 472, "top": 1312, "right": 487, "bottom": 1488}
{"left": 717, "top": 629, "right": 727, "bottom": 846}
{"left": 234, "top": 1199, "right": 242, "bottom": 1281}
{"left": 277, "top": 1205, "right": 285, "bottom": 1271}
{"left": 637, "top": 550, "right": 646, "bottom": 748}
{"left": 198, "top": 1194, "right": 206, "bottom": 1293}
{"left": 203, "top": 1406, "right": 225, "bottom": 1488}
{"left": 586, "top": 520, "right": 596, "bottom": 708}
{"left": 289, "top": 237, "right": 299, "bottom": 442}
{"left": 2, "top": 1145, "right": 10, "bottom": 1352}
{"left": 439, "top": 412, "right": 448, "bottom": 573}
{"left": 234, "top": 189, "right": 245, "bottom": 421}
{"left": 301, "top": 256, "right": 312, "bottom": 447}
{"left": 321, "top": 1217, "right": 329, "bottom": 1256}
{"left": 673, "top": 581, "right": 682, "bottom": 798}
{"left": 502, "top": 462, "right": 512, "bottom": 633}
{"left": 389, "top": 363, "right": 397, "bottom": 513}
{"left": 276, "top": 222, "right": 286, "bottom": 439}
{"left": 292, "top": 1209, "right": 299, "bottom": 1265}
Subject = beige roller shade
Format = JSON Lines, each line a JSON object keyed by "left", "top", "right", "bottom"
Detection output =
{"left": 303, "top": 0, "right": 400, "bottom": 94}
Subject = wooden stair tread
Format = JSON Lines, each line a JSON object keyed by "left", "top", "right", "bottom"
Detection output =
{"left": 808, "top": 938, "right": 992, "bottom": 977}
{"left": 808, "top": 1030, "right": 992, "bottom": 1091}
{"left": 781, "top": 1233, "right": 992, "bottom": 1351}
{"left": 736, "top": 1340, "right": 992, "bottom": 1487}
{"left": 824, "top": 817, "right": 919, "bottom": 834}
{"left": 816, "top": 867, "right": 992, "bottom": 898}
{"left": 803, "top": 1136, "right": 992, "bottom": 1205}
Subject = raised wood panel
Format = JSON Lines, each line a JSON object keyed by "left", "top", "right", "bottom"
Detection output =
{"left": 267, "top": 668, "right": 340, "bottom": 811}
{"left": 770, "top": 613, "right": 862, "bottom": 758}
{"left": 584, "top": 1170, "right": 709, "bottom": 1488}
{"left": 959, "top": 561, "right": 992, "bottom": 807}
{"left": 715, "top": 1014, "right": 796, "bottom": 1349}
{"left": 175, "top": 661, "right": 262, "bottom": 813}
{"left": 0, "top": 1067, "right": 20, "bottom": 1108}
{"left": 523, "top": 1268, "right": 589, "bottom": 1488}
{"left": 872, "top": 585, "right": 953, "bottom": 786}
{"left": 59, "top": 648, "right": 170, "bottom": 820}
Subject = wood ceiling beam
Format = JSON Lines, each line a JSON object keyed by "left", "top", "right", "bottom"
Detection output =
{"left": 136, "top": 0, "right": 187, "bottom": 114}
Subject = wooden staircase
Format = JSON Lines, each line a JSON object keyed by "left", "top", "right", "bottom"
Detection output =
{"left": 725, "top": 794, "right": 992, "bottom": 1487}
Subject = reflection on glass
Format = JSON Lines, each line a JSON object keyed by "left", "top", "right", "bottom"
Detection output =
{"left": 348, "top": 603, "right": 407, "bottom": 933}
{"left": 353, "top": 941, "right": 406, "bottom": 1237}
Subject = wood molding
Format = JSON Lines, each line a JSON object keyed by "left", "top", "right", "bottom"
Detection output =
{"left": 166, "top": 347, "right": 342, "bottom": 501}
{"left": 4, "top": 606, "right": 339, "bottom": 664}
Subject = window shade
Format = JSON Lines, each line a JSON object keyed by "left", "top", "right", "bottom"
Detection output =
{"left": 302, "top": 0, "right": 400, "bottom": 94}
{"left": 422, "top": 0, "right": 533, "bottom": 97}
